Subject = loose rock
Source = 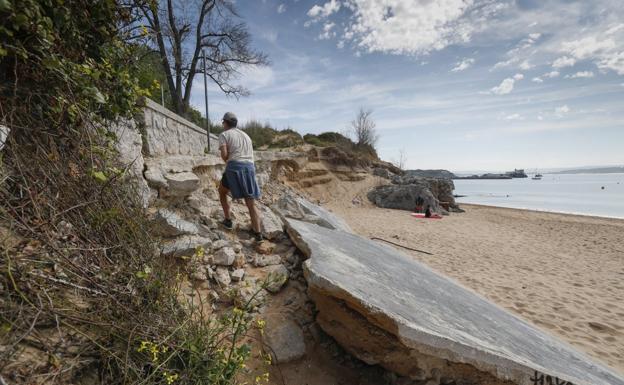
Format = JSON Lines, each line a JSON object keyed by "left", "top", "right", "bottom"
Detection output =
{"left": 161, "top": 235, "right": 211, "bottom": 258}
{"left": 230, "top": 269, "right": 245, "bottom": 282}
{"left": 214, "top": 267, "right": 231, "bottom": 287}
{"left": 212, "top": 247, "right": 236, "bottom": 266}
{"left": 262, "top": 264, "right": 289, "bottom": 293}
{"left": 154, "top": 209, "right": 198, "bottom": 237}
{"left": 254, "top": 254, "right": 282, "bottom": 267}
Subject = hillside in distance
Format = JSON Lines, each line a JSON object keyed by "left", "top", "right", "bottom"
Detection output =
{"left": 550, "top": 166, "right": 624, "bottom": 174}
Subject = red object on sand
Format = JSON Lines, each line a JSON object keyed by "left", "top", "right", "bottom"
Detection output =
{"left": 411, "top": 213, "right": 442, "bottom": 219}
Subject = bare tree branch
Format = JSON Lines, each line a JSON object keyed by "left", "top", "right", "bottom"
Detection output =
{"left": 135, "top": 0, "right": 269, "bottom": 116}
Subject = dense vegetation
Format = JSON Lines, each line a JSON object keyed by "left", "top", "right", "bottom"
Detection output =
{"left": 304, "top": 132, "right": 379, "bottom": 160}
{"left": 0, "top": 1, "right": 258, "bottom": 384}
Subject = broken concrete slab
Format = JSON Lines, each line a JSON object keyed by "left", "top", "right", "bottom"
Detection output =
{"left": 272, "top": 194, "right": 352, "bottom": 233}
{"left": 258, "top": 204, "right": 284, "bottom": 240}
{"left": 286, "top": 218, "right": 624, "bottom": 385}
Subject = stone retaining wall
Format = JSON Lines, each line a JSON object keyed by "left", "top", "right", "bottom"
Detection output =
{"left": 139, "top": 98, "right": 219, "bottom": 156}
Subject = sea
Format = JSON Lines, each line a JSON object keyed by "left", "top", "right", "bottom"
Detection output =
{"left": 454, "top": 173, "right": 624, "bottom": 219}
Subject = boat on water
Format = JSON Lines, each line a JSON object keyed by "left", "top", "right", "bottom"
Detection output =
{"left": 532, "top": 173, "right": 543, "bottom": 180}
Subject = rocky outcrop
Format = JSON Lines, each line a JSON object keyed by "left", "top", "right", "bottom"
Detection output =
{"left": 405, "top": 169, "right": 456, "bottom": 179}
{"left": 373, "top": 167, "right": 395, "bottom": 179}
{"left": 394, "top": 175, "right": 461, "bottom": 212}
{"left": 368, "top": 182, "right": 443, "bottom": 213}
{"left": 282, "top": 215, "right": 624, "bottom": 385}
{"left": 368, "top": 174, "right": 462, "bottom": 213}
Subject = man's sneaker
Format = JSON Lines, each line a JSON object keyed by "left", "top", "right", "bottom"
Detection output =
{"left": 222, "top": 218, "right": 233, "bottom": 230}
{"left": 253, "top": 231, "right": 264, "bottom": 242}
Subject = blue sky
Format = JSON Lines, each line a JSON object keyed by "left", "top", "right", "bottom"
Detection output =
{"left": 189, "top": 0, "right": 624, "bottom": 172}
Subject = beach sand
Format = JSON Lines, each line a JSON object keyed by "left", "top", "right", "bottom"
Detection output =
{"left": 306, "top": 178, "right": 624, "bottom": 375}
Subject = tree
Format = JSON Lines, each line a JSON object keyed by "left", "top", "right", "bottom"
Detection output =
{"left": 351, "top": 107, "right": 379, "bottom": 149}
{"left": 396, "top": 148, "right": 407, "bottom": 171}
{"left": 137, "top": 0, "right": 268, "bottom": 116}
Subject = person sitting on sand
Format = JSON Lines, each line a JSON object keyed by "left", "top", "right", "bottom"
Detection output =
{"left": 217, "top": 112, "right": 263, "bottom": 241}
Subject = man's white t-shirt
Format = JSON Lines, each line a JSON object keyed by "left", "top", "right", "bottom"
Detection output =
{"left": 218, "top": 128, "right": 254, "bottom": 163}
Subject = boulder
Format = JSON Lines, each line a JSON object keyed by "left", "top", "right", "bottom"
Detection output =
{"left": 272, "top": 194, "right": 352, "bottom": 232}
{"left": 285, "top": 217, "right": 624, "bottom": 385}
{"left": 390, "top": 175, "right": 460, "bottom": 212}
{"left": 160, "top": 235, "right": 212, "bottom": 258}
{"left": 164, "top": 172, "right": 200, "bottom": 196}
{"left": 153, "top": 209, "right": 199, "bottom": 237}
{"left": 262, "top": 315, "right": 306, "bottom": 363}
{"left": 262, "top": 264, "right": 289, "bottom": 293}
{"left": 212, "top": 247, "right": 236, "bottom": 266}
{"left": 368, "top": 183, "right": 442, "bottom": 213}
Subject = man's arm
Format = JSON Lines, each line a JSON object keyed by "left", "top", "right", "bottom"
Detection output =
{"left": 219, "top": 144, "right": 228, "bottom": 162}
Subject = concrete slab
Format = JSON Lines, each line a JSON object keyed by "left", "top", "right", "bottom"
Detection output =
{"left": 287, "top": 218, "right": 624, "bottom": 385}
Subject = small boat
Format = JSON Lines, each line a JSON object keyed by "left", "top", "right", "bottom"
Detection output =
{"left": 532, "top": 173, "right": 543, "bottom": 180}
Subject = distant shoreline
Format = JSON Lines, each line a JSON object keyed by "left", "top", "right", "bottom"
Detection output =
{"left": 458, "top": 203, "right": 624, "bottom": 221}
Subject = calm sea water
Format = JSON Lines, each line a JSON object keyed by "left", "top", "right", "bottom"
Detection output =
{"left": 454, "top": 173, "right": 624, "bottom": 219}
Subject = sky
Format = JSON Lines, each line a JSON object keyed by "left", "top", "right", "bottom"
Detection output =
{"left": 188, "top": 0, "right": 624, "bottom": 172}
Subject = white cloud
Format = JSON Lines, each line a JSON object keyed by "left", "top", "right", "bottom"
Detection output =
{"left": 490, "top": 77, "right": 516, "bottom": 95}
{"left": 513, "top": 73, "right": 524, "bottom": 80}
{"left": 277, "top": 4, "right": 286, "bottom": 14}
{"left": 310, "top": 0, "right": 507, "bottom": 55}
{"left": 552, "top": 56, "right": 576, "bottom": 69}
{"left": 518, "top": 60, "right": 533, "bottom": 70}
{"left": 544, "top": 71, "right": 560, "bottom": 78}
{"left": 555, "top": 105, "right": 570, "bottom": 116}
{"left": 532, "top": 77, "right": 543, "bottom": 83}
{"left": 307, "top": 0, "right": 341, "bottom": 19}
{"left": 319, "top": 22, "right": 336, "bottom": 40}
{"left": 492, "top": 32, "right": 541, "bottom": 71}
{"left": 565, "top": 71, "right": 595, "bottom": 79}
{"left": 558, "top": 35, "right": 624, "bottom": 75}
{"left": 504, "top": 113, "right": 522, "bottom": 120}
{"left": 451, "top": 58, "right": 475, "bottom": 72}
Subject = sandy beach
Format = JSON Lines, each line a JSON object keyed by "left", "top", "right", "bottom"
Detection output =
{"left": 312, "top": 180, "right": 624, "bottom": 375}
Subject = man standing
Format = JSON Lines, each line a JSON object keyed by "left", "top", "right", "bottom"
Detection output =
{"left": 217, "top": 112, "right": 263, "bottom": 241}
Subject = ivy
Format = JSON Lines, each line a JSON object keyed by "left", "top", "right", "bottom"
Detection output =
{"left": 0, "top": 0, "right": 145, "bottom": 132}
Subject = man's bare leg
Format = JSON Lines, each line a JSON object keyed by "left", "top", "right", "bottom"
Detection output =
{"left": 219, "top": 183, "right": 231, "bottom": 221}
{"left": 244, "top": 197, "right": 262, "bottom": 234}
